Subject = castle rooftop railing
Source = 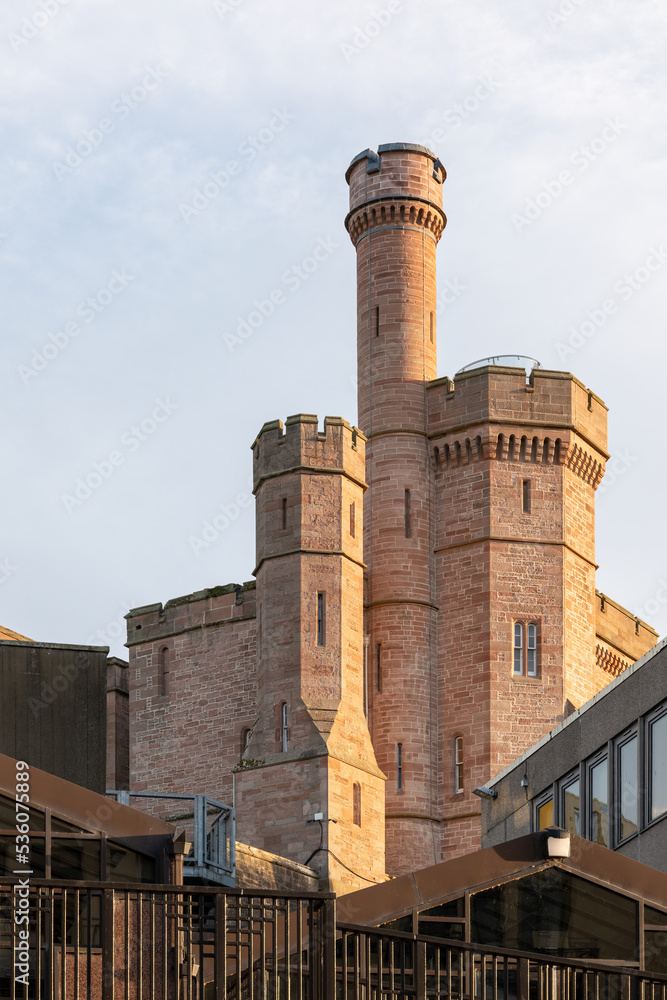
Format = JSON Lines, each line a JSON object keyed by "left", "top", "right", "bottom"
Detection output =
{"left": 456, "top": 355, "right": 541, "bottom": 374}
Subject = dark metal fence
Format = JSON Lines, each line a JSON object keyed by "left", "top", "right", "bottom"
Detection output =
{"left": 0, "top": 881, "right": 335, "bottom": 999}
{"left": 336, "top": 922, "right": 667, "bottom": 1000}
{"left": 4, "top": 883, "right": 667, "bottom": 1000}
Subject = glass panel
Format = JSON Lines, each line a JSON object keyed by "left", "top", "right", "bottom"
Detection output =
{"left": 51, "top": 838, "right": 101, "bottom": 880}
{"left": 418, "top": 920, "right": 465, "bottom": 941}
{"left": 379, "top": 915, "right": 412, "bottom": 933}
{"left": 537, "top": 798, "right": 553, "bottom": 830}
{"left": 645, "top": 932, "right": 667, "bottom": 975}
{"left": 527, "top": 625, "right": 537, "bottom": 676}
{"left": 51, "top": 815, "right": 93, "bottom": 834}
{"left": 651, "top": 714, "right": 667, "bottom": 821}
{"left": 0, "top": 794, "right": 45, "bottom": 832}
{"left": 589, "top": 758, "right": 608, "bottom": 846}
{"left": 471, "top": 868, "right": 638, "bottom": 960}
{"left": 107, "top": 842, "right": 157, "bottom": 882}
{"left": 562, "top": 779, "right": 580, "bottom": 836}
{"left": 421, "top": 898, "right": 465, "bottom": 918}
{"left": 513, "top": 624, "right": 523, "bottom": 674}
{"left": 0, "top": 836, "right": 46, "bottom": 877}
{"left": 646, "top": 906, "right": 667, "bottom": 927}
{"left": 618, "top": 737, "right": 638, "bottom": 840}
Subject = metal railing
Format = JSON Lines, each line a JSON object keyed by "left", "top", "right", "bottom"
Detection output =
{"left": 0, "top": 881, "right": 335, "bottom": 999}
{"left": 107, "top": 790, "right": 235, "bottom": 885}
{"left": 336, "top": 923, "right": 667, "bottom": 1000}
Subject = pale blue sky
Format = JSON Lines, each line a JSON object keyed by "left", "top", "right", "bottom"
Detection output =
{"left": 2, "top": 0, "right": 666, "bottom": 655}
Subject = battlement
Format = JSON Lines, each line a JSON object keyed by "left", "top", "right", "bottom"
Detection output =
{"left": 125, "top": 581, "right": 256, "bottom": 646}
{"left": 595, "top": 590, "right": 658, "bottom": 667}
{"left": 345, "top": 143, "right": 446, "bottom": 246}
{"left": 252, "top": 415, "right": 366, "bottom": 493}
{"left": 428, "top": 366, "right": 608, "bottom": 464}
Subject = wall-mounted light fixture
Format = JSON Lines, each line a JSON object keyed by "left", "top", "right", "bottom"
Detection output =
{"left": 544, "top": 827, "right": 570, "bottom": 858}
{"left": 472, "top": 786, "right": 498, "bottom": 800}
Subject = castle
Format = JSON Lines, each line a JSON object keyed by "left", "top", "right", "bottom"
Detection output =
{"left": 124, "top": 143, "right": 657, "bottom": 892}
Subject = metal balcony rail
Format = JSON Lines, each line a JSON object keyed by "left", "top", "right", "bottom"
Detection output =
{"left": 0, "top": 881, "right": 336, "bottom": 999}
{"left": 107, "top": 789, "right": 235, "bottom": 885}
{"left": 336, "top": 922, "right": 667, "bottom": 1000}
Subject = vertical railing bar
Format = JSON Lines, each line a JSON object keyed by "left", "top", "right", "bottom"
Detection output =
{"left": 150, "top": 890, "right": 156, "bottom": 1000}
{"left": 295, "top": 899, "right": 302, "bottom": 1000}
{"left": 61, "top": 887, "right": 67, "bottom": 1000}
{"left": 285, "top": 896, "right": 291, "bottom": 1000}
{"left": 215, "top": 893, "right": 227, "bottom": 999}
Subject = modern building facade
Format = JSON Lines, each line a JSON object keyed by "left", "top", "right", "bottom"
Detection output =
{"left": 480, "top": 635, "right": 667, "bottom": 873}
{"left": 123, "top": 143, "right": 657, "bottom": 888}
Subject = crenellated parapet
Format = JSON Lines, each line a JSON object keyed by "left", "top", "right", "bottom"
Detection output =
{"left": 252, "top": 414, "right": 366, "bottom": 494}
{"left": 428, "top": 365, "right": 608, "bottom": 488}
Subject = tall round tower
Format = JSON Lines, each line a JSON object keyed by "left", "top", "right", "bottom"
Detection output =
{"left": 345, "top": 143, "right": 446, "bottom": 872}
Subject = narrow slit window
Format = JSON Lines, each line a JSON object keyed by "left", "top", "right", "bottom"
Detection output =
{"left": 527, "top": 624, "right": 537, "bottom": 676}
{"left": 353, "top": 782, "right": 361, "bottom": 826}
{"left": 376, "top": 643, "right": 382, "bottom": 692}
{"left": 281, "top": 497, "right": 287, "bottom": 530}
{"left": 404, "top": 489, "right": 411, "bottom": 538}
{"left": 317, "top": 592, "right": 326, "bottom": 646}
{"left": 158, "top": 646, "right": 169, "bottom": 697}
{"left": 281, "top": 703, "right": 288, "bottom": 752}
{"left": 455, "top": 736, "right": 464, "bottom": 793}
{"left": 522, "top": 480, "right": 531, "bottom": 514}
{"left": 350, "top": 502, "right": 355, "bottom": 538}
{"left": 375, "top": 305, "right": 380, "bottom": 337}
{"left": 429, "top": 310, "right": 434, "bottom": 343}
{"left": 397, "top": 743, "right": 403, "bottom": 792}
{"left": 513, "top": 624, "right": 524, "bottom": 675}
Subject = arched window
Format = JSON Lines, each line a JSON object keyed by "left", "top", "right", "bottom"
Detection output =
{"left": 353, "top": 782, "right": 362, "bottom": 826}
{"left": 508, "top": 435, "right": 516, "bottom": 461}
{"left": 496, "top": 434, "right": 504, "bottom": 460}
{"left": 158, "top": 646, "right": 169, "bottom": 697}
{"left": 454, "top": 736, "right": 464, "bottom": 793}
{"left": 281, "top": 702, "right": 288, "bottom": 752}
{"left": 513, "top": 622, "right": 538, "bottom": 676}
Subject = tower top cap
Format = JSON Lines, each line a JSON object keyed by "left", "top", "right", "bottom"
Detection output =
{"left": 345, "top": 143, "right": 443, "bottom": 184}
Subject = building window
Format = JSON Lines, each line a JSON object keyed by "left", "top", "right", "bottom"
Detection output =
{"left": 648, "top": 709, "right": 667, "bottom": 823}
{"left": 350, "top": 502, "right": 355, "bottom": 538}
{"left": 560, "top": 775, "right": 581, "bottom": 836}
{"left": 454, "top": 736, "right": 464, "bottom": 793}
{"left": 281, "top": 703, "right": 288, "bottom": 752}
{"left": 281, "top": 497, "right": 287, "bottom": 530}
{"left": 537, "top": 797, "right": 554, "bottom": 830}
{"left": 397, "top": 743, "right": 403, "bottom": 792}
{"left": 404, "top": 489, "right": 411, "bottom": 538}
{"left": 158, "top": 646, "right": 169, "bottom": 696}
{"left": 522, "top": 479, "right": 531, "bottom": 513}
{"left": 353, "top": 783, "right": 361, "bottom": 826}
{"left": 616, "top": 732, "right": 638, "bottom": 842}
{"left": 589, "top": 754, "right": 609, "bottom": 846}
{"left": 513, "top": 622, "right": 538, "bottom": 677}
{"left": 376, "top": 643, "right": 382, "bottom": 692}
{"left": 430, "top": 310, "right": 434, "bottom": 343}
{"left": 317, "top": 592, "right": 325, "bottom": 646}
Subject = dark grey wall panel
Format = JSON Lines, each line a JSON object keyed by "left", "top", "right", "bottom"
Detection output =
{"left": 0, "top": 640, "right": 107, "bottom": 793}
